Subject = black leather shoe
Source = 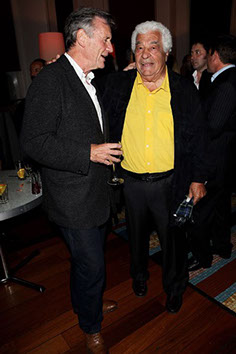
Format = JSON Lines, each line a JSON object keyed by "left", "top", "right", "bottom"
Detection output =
{"left": 217, "top": 251, "right": 232, "bottom": 259}
{"left": 211, "top": 247, "right": 232, "bottom": 259}
{"left": 188, "top": 256, "right": 211, "bottom": 272}
{"left": 132, "top": 279, "right": 147, "bottom": 297}
{"left": 188, "top": 257, "right": 201, "bottom": 271}
{"left": 166, "top": 294, "right": 182, "bottom": 313}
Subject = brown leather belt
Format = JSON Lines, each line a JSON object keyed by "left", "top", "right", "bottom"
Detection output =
{"left": 124, "top": 169, "right": 174, "bottom": 182}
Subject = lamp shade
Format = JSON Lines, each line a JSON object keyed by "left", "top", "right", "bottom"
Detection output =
{"left": 38, "top": 32, "right": 65, "bottom": 61}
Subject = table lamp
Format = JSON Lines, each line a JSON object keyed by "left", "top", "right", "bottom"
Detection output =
{"left": 38, "top": 32, "right": 65, "bottom": 61}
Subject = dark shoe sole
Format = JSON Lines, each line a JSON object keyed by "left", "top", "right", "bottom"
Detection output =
{"left": 166, "top": 296, "right": 182, "bottom": 314}
{"left": 188, "top": 263, "right": 211, "bottom": 272}
{"left": 132, "top": 284, "right": 148, "bottom": 297}
{"left": 132, "top": 289, "right": 148, "bottom": 297}
{"left": 166, "top": 305, "right": 182, "bottom": 314}
{"left": 217, "top": 253, "right": 231, "bottom": 259}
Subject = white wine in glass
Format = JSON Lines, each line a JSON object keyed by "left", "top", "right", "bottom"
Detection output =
{"left": 107, "top": 141, "right": 124, "bottom": 186}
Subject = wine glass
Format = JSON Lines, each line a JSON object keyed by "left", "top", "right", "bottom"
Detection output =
{"left": 107, "top": 163, "right": 124, "bottom": 186}
{"left": 24, "top": 163, "right": 33, "bottom": 181}
{"left": 107, "top": 141, "right": 124, "bottom": 186}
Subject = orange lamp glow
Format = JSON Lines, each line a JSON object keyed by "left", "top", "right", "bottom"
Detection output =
{"left": 38, "top": 32, "right": 65, "bottom": 61}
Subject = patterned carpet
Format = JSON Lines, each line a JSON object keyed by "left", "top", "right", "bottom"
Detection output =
{"left": 188, "top": 230, "right": 236, "bottom": 315}
{"left": 113, "top": 198, "right": 236, "bottom": 316}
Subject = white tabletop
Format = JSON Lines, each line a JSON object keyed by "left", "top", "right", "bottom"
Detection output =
{"left": 0, "top": 170, "right": 42, "bottom": 221}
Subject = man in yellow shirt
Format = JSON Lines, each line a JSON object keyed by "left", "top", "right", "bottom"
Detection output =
{"left": 98, "top": 21, "right": 207, "bottom": 314}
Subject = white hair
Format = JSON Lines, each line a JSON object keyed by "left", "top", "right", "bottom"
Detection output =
{"left": 131, "top": 21, "right": 172, "bottom": 54}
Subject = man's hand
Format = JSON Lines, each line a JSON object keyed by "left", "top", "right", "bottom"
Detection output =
{"left": 123, "top": 62, "right": 136, "bottom": 71}
{"left": 188, "top": 182, "right": 207, "bottom": 205}
{"left": 90, "top": 143, "right": 123, "bottom": 165}
{"left": 46, "top": 54, "right": 61, "bottom": 65}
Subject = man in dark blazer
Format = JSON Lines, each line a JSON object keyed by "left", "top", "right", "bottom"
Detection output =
{"left": 190, "top": 38, "right": 212, "bottom": 100}
{"left": 188, "top": 34, "right": 236, "bottom": 271}
{"left": 97, "top": 21, "right": 208, "bottom": 314}
{"left": 21, "top": 8, "right": 122, "bottom": 354}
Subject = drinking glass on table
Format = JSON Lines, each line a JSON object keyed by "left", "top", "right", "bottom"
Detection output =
{"left": 0, "top": 183, "right": 8, "bottom": 203}
{"left": 15, "top": 160, "right": 26, "bottom": 180}
{"left": 24, "top": 163, "right": 33, "bottom": 180}
{"left": 31, "top": 171, "right": 41, "bottom": 194}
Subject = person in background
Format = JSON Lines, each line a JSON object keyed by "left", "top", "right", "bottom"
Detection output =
{"left": 190, "top": 39, "right": 212, "bottom": 99}
{"left": 180, "top": 54, "right": 193, "bottom": 79}
{"left": 21, "top": 8, "right": 123, "bottom": 354}
{"left": 166, "top": 52, "right": 179, "bottom": 73}
{"left": 13, "top": 58, "right": 46, "bottom": 137}
{"left": 97, "top": 21, "right": 208, "bottom": 314}
{"left": 188, "top": 34, "right": 236, "bottom": 271}
{"left": 30, "top": 58, "right": 46, "bottom": 80}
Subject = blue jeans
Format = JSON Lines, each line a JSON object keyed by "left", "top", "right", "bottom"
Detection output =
{"left": 60, "top": 225, "right": 106, "bottom": 334}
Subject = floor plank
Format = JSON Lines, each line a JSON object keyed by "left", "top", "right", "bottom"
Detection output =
{"left": 0, "top": 213, "right": 235, "bottom": 353}
{"left": 26, "top": 335, "right": 70, "bottom": 354}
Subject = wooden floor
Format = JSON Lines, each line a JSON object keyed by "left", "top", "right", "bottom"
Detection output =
{"left": 0, "top": 208, "right": 236, "bottom": 353}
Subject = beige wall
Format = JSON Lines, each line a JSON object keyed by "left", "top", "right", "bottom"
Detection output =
{"left": 7, "top": 0, "right": 192, "bottom": 99}
{"left": 10, "top": 0, "right": 110, "bottom": 99}
{"left": 9, "top": 0, "right": 235, "bottom": 99}
{"left": 155, "top": 0, "right": 190, "bottom": 71}
{"left": 73, "top": 0, "right": 109, "bottom": 11}
{"left": 10, "top": 0, "right": 57, "bottom": 98}
{"left": 74, "top": 0, "right": 190, "bottom": 71}
{"left": 231, "top": 0, "right": 236, "bottom": 35}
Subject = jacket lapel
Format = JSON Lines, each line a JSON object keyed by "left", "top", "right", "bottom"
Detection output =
{"left": 59, "top": 55, "right": 105, "bottom": 138}
{"left": 93, "top": 79, "right": 109, "bottom": 141}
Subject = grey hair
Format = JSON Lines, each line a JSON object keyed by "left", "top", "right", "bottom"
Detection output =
{"left": 131, "top": 21, "right": 172, "bottom": 54}
{"left": 64, "top": 7, "right": 115, "bottom": 51}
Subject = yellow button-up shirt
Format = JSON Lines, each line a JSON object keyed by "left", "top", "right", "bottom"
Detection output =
{"left": 121, "top": 71, "right": 174, "bottom": 173}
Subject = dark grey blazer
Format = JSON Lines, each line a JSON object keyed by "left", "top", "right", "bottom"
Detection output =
{"left": 21, "top": 55, "right": 111, "bottom": 229}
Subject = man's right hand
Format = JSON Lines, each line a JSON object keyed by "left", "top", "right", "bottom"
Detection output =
{"left": 90, "top": 143, "right": 123, "bottom": 165}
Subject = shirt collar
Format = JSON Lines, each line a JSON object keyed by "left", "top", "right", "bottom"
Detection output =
{"left": 192, "top": 70, "right": 198, "bottom": 80}
{"left": 211, "top": 64, "right": 236, "bottom": 82}
{"left": 84, "top": 71, "right": 95, "bottom": 84}
{"left": 65, "top": 52, "right": 95, "bottom": 83}
{"left": 192, "top": 70, "right": 199, "bottom": 88}
{"left": 137, "top": 69, "right": 169, "bottom": 92}
{"left": 162, "top": 69, "right": 169, "bottom": 92}
{"left": 137, "top": 71, "right": 144, "bottom": 86}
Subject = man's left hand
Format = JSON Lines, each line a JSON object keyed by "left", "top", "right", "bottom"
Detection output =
{"left": 188, "top": 182, "right": 207, "bottom": 205}
{"left": 46, "top": 54, "right": 61, "bottom": 65}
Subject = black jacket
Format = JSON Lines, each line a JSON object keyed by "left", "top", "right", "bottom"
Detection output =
{"left": 198, "top": 69, "right": 212, "bottom": 100}
{"left": 204, "top": 67, "right": 236, "bottom": 185}
{"left": 96, "top": 68, "right": 208, "bottom": 214}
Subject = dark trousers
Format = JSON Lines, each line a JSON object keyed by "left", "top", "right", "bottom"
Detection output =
{"left": 189, "top": 183, "right": 232, "bottom": 263}
{"left": 60, "top": 225, "right": 106, "bottom": 334}
{"left": 123, "top": 174, "right": 189, "bottom": 296}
